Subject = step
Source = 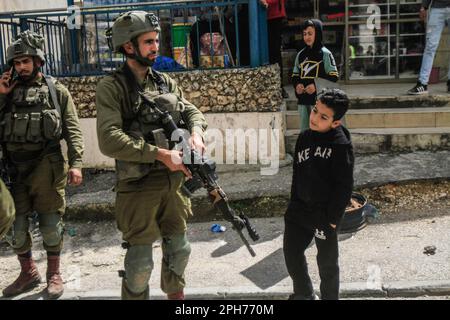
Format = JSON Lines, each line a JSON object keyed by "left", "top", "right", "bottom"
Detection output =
{"left": 285, "top": 95, "right": 450, "bottom": 111}
{"left": 283, "top": 82, "right": 450, "bottom": 111}
{"left": 285, "top": 127, "right": 450, "bottom": 154}
{"left": 284, "top": 107, "right": 450, "bottom": 130}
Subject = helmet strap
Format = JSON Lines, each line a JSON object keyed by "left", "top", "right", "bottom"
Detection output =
{"left": 30, "top": 66, "right": 40, "bottom": 79}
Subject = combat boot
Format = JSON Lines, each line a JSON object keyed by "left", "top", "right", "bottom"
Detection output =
{"left": 167, "top": 290, "right": 185, "bottom": 300}
{"left": 2, "top": 255, "right": 42, "bottom": 297}
{"left": 46, "top": 255, "right": 64, "bottom": 299}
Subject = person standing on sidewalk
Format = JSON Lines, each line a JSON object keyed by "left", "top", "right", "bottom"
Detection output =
{"left": 260, "top": 0, "right": 289, "bottom": 98}
{"left": 284, "top": 88, "right": 354, "bottom": 300}
{"left": 292, "top": 19, "right": 339, "bottom": 132}
{"left": 96, "top": 11, "right": 207, "bottom": 300}
{"left": 0, "top": 30, "right": 84, "bottom": 299}
{"left": 407, "top": 0, "right": 450, "bottom": 95}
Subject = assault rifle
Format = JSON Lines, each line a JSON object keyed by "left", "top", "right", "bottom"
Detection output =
{"left": 139, "top": 92, "right": 260, "bottom": 257}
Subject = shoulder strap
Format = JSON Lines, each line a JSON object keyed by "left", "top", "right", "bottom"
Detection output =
{"left": 43, "top": 75, "right": 62, "bottom": 117}
{"left": 121, "top": 63, "right": 142, "bottom": 92}
{"left": 40, "top": 75, "right": 62, "bottom": 151}
{"left": 112, "top": 65, "right": 140, "bottom": 117}
{"left": 150, "top": 69, "right": 170, "bottom": 94}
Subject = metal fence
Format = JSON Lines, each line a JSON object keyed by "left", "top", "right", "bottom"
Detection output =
{"left": 0, "top": 0, "right": 269, "bottom": 77}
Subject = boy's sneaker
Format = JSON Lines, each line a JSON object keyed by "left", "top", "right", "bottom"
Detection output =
{"left": 407, "top": 82, "right": 428, "bottom": 95}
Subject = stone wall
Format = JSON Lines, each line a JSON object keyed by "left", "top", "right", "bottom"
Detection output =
{"left": 58, "top": 64, "right": 283, "bottom": 118}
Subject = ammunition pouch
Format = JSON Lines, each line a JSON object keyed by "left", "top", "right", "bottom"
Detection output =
{"left": 42, "top": 109, "right": 62, "bottom": 140}
{"left": 1, "top": 77, "right": 62, "bottom": 144}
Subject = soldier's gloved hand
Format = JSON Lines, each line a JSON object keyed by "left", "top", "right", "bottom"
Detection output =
{"left": 156, "top": 149, "right": 192, "bottom": 179}
{"left": 67, "top": 168, "right": 83, "bottom": 186}
{"left": 189, "top": 132, "right": 206, "bottom": 156}
{"left": 0, "top": 68, "right": 17, "bottom": 95}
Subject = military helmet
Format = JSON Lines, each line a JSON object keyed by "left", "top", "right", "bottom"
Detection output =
{"left": 106, "top": 11, "right": 160, "bottom": 53}
{"left": 6, "top": 30, "right": 46, "bottom": 66}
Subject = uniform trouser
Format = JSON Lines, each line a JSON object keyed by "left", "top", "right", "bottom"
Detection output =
{"left": 0, "top": 179, "right": 15, "bottom": 239}
{"left": 268, "top": 17, "right": 284, "bottom": 87}
{"left": 283, "top": 219, "right": 340, "bottom": 300}
{"left": 5, "top": 152, "right": 67, "bottom": 254}
{"left": 115, "top": 171, "right": 192, "bottom": 300}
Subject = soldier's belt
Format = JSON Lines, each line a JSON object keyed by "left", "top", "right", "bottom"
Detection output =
{"left": 8, "top": 145, "right": 60, "bottom": 162}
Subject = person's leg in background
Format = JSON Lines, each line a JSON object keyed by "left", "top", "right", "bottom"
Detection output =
{"left": 446, "top": 7, "right": 450, "bottom": 92}
{"left": 268, "top": 17, "right": 288, "bottom": 98}
{"left": 408, "top": 8, "right": 447, "bottom": 94}
{"left": 299, "top": 104, "right": 312, "bottom": 132}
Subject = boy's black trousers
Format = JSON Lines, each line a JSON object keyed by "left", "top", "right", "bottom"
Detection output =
{"left": 283, "top": 218, "right": 340, "bottom": 300}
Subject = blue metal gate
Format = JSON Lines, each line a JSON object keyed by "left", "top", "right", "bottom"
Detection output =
{"left": 0, "top": 0, "right": 269, "bottom": 77}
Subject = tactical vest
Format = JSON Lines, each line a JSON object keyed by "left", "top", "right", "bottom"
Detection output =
{"left": 112, "top": 65, "right": 186, "bottom": 182}
{"left": 1, "top": 76, "right": 62, "bottom": 150}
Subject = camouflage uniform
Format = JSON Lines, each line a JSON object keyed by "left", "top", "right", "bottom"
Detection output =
{"left": 96, "top": 11, "right": 207, "bottom": 300}
{"left": 0, "top": 178, "right": 14, "bottom": 239}
{"left": 0, "top": 30, "right": 84, "bottom": 299}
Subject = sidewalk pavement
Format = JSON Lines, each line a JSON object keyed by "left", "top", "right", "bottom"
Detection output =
{"left": 2, "top": 214, "right": 450, "bottom": 300}
{"left": 333, "top": 81, "right": 448, "bottom": 98}
{"left": 0, "top": 150, "right": 448, "bottom": 300}
{"left": 68, "top": 213, "right": 450, "bottom": 300}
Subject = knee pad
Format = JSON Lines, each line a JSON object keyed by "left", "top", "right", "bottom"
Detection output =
{"left": 5, "top": 214, "right": 29, "bottom": 249}
{"left": 162, "top": 233, "right": 191, "bottom": 276}
{"left": 124, "top": 245, "right": 154, "bottom": 294}
{"left": 39, "top": 213, "right": 64, "bottom": 247}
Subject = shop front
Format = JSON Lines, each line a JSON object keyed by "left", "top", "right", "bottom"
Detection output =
{"left": 283, "top": 0, "right": 427, "bottom": 83}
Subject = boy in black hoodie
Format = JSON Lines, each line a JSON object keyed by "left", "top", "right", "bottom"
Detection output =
{"left": 292, "top": 19, "right": 339, "bottom": 132}
{"left": 284, "top": 88, "right": 354, "bottom": 300}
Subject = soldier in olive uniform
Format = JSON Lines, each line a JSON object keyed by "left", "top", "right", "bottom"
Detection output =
{"left": 96, "top": 11, "right": 207, "bottom": 300}
{"left": 0, "top": 30, "right": 84, "bottom": 299}
{"left": 0, "top": 178, "right": 15, "bottom": 239}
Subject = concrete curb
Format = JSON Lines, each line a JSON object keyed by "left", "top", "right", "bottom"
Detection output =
{"left": 383, "top": 280, "right": 450, "bottom": 298}
{"left": 55, "top": 280, "right": 450, "bottom": 300}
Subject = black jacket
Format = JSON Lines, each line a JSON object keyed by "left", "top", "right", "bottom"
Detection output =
{"left": 285, "top": 126, "right": 354, "bottom": 231}
{"left": 292, "top": 19, "right": 339, "bottom": 106}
